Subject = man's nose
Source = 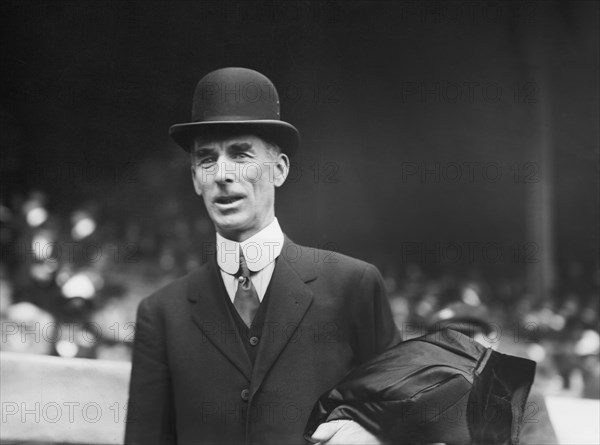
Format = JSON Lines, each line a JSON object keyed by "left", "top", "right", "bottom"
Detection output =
{"left": 214, "top": 158, "right": 238, "bottom": 184}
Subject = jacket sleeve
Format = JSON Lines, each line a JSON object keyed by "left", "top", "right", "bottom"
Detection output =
{"left": 352, "top": 264, "right": 402, "bottom": 365}
{"left": 124, "top": 297, "right": 177, "bottom": 445}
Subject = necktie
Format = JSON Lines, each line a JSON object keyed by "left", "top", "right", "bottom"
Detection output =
{"left": 233, "top": 249, "right": 260, "bottom": 327}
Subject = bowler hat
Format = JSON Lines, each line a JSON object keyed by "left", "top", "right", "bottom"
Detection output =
{"left": 169, "top": 67, "right": 300, "bottom": 156}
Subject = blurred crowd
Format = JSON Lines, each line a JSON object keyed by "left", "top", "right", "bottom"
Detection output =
{"left": 1, "top": 190, "right": 598, "bottom": 399}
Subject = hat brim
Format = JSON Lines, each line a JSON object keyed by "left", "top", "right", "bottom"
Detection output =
{"left": 169, "top": 120, "right": 300, "bottom": 157}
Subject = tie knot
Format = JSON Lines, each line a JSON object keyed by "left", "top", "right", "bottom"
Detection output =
{"left": 237, "top": 249, "right": 250, "bottom": 278}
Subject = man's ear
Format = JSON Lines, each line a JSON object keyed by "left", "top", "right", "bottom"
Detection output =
{"left": 273, "top": 153, "right": 290, "bottom": 188}
{"left": 191, "top": 165, "right": 203, "bottom": 196}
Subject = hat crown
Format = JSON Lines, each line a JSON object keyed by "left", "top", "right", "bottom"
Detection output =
{"left": 192, "top": 67, "right": 281, "bottom": 122}
{"left": 169, "top": 67, "right": 299, "bottom": 155}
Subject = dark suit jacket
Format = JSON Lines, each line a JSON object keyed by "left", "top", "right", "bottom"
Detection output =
{"left": 125, "top": 238, "right": 400, "bottom": 445}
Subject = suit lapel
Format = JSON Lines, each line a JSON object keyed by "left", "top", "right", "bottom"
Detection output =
{"left": 187, "top": 257, "right": 253, "bottom": 380}
{"left": 250, "top": 238, "right": 316, "bottom": 396}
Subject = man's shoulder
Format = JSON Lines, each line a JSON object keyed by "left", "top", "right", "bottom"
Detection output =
{"left": 283, "top": 240, "right": 380, "bottom": 277}
{"left": 138, "top": 264, "right": 209, "bottom": 309}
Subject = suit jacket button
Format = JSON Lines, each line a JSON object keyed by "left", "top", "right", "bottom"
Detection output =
{"left": 249, "top": 336, "right": 259, "bottom": 346}
{"left": 240, "top": 389, "right": 250, "bottom": 401}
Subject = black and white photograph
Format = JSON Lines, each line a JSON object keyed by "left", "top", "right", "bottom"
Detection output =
{"left": 1, "top": 1, "right": 598, "bottom": 444}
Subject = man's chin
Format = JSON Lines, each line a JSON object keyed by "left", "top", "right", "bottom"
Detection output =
{"left": 212, "top": 217, "right": 251, "bottom": 238}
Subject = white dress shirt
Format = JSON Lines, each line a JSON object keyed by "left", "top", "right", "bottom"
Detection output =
{"left": 216, "top": 218, "right": 284, "bottom": 302}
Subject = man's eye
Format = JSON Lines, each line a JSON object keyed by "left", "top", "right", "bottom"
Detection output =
{"left": 196, "top": 157, "right": 216, "bottom": 167}
{"left": 232, "top": 153, "right": 250, "bottom": 160}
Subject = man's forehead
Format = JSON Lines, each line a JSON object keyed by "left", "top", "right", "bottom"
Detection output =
{"left": 192, "top": 134, "right": 266, "bottom": 150}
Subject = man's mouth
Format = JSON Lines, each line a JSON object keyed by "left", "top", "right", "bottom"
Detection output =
{"left": 214, "top": 195, "right": 244, "bottom": 205}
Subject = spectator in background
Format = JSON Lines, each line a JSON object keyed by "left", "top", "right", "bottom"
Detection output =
{"left": 2, "top": 301, "right": 55, "bottom": 355}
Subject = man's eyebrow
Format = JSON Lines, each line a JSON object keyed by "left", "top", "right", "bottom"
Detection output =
{"left": 192, "top": 146, "right": 217, "bottom": 156}
{"left": 227, "top": 142, "right": 253, "bottom": 153}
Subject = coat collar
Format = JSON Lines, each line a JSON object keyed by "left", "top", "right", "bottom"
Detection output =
{"left": 187, "top": 236, "right": 316, "bottom": 387}
{"left": 187, "top": 256, "right": 253, "bottom": 379}
{"left": 249, "top": 237, "right": 315, "bottom": 396}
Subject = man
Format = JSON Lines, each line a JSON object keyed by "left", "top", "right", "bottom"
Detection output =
{"left": 125, "top": 67, "right": 400, "bottom": 444}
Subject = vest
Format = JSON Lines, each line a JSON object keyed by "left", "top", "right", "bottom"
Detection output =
{"left": 222, "top": 270, "right": 274, "bottom": 365}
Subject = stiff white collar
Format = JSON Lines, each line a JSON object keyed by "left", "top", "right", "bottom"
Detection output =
{"left": 216, "top": 218, "right": 284, "bottom": 275}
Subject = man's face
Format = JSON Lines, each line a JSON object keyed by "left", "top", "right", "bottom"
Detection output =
{"left": 191, "top": 135, "right": 289, "bottom": 241}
